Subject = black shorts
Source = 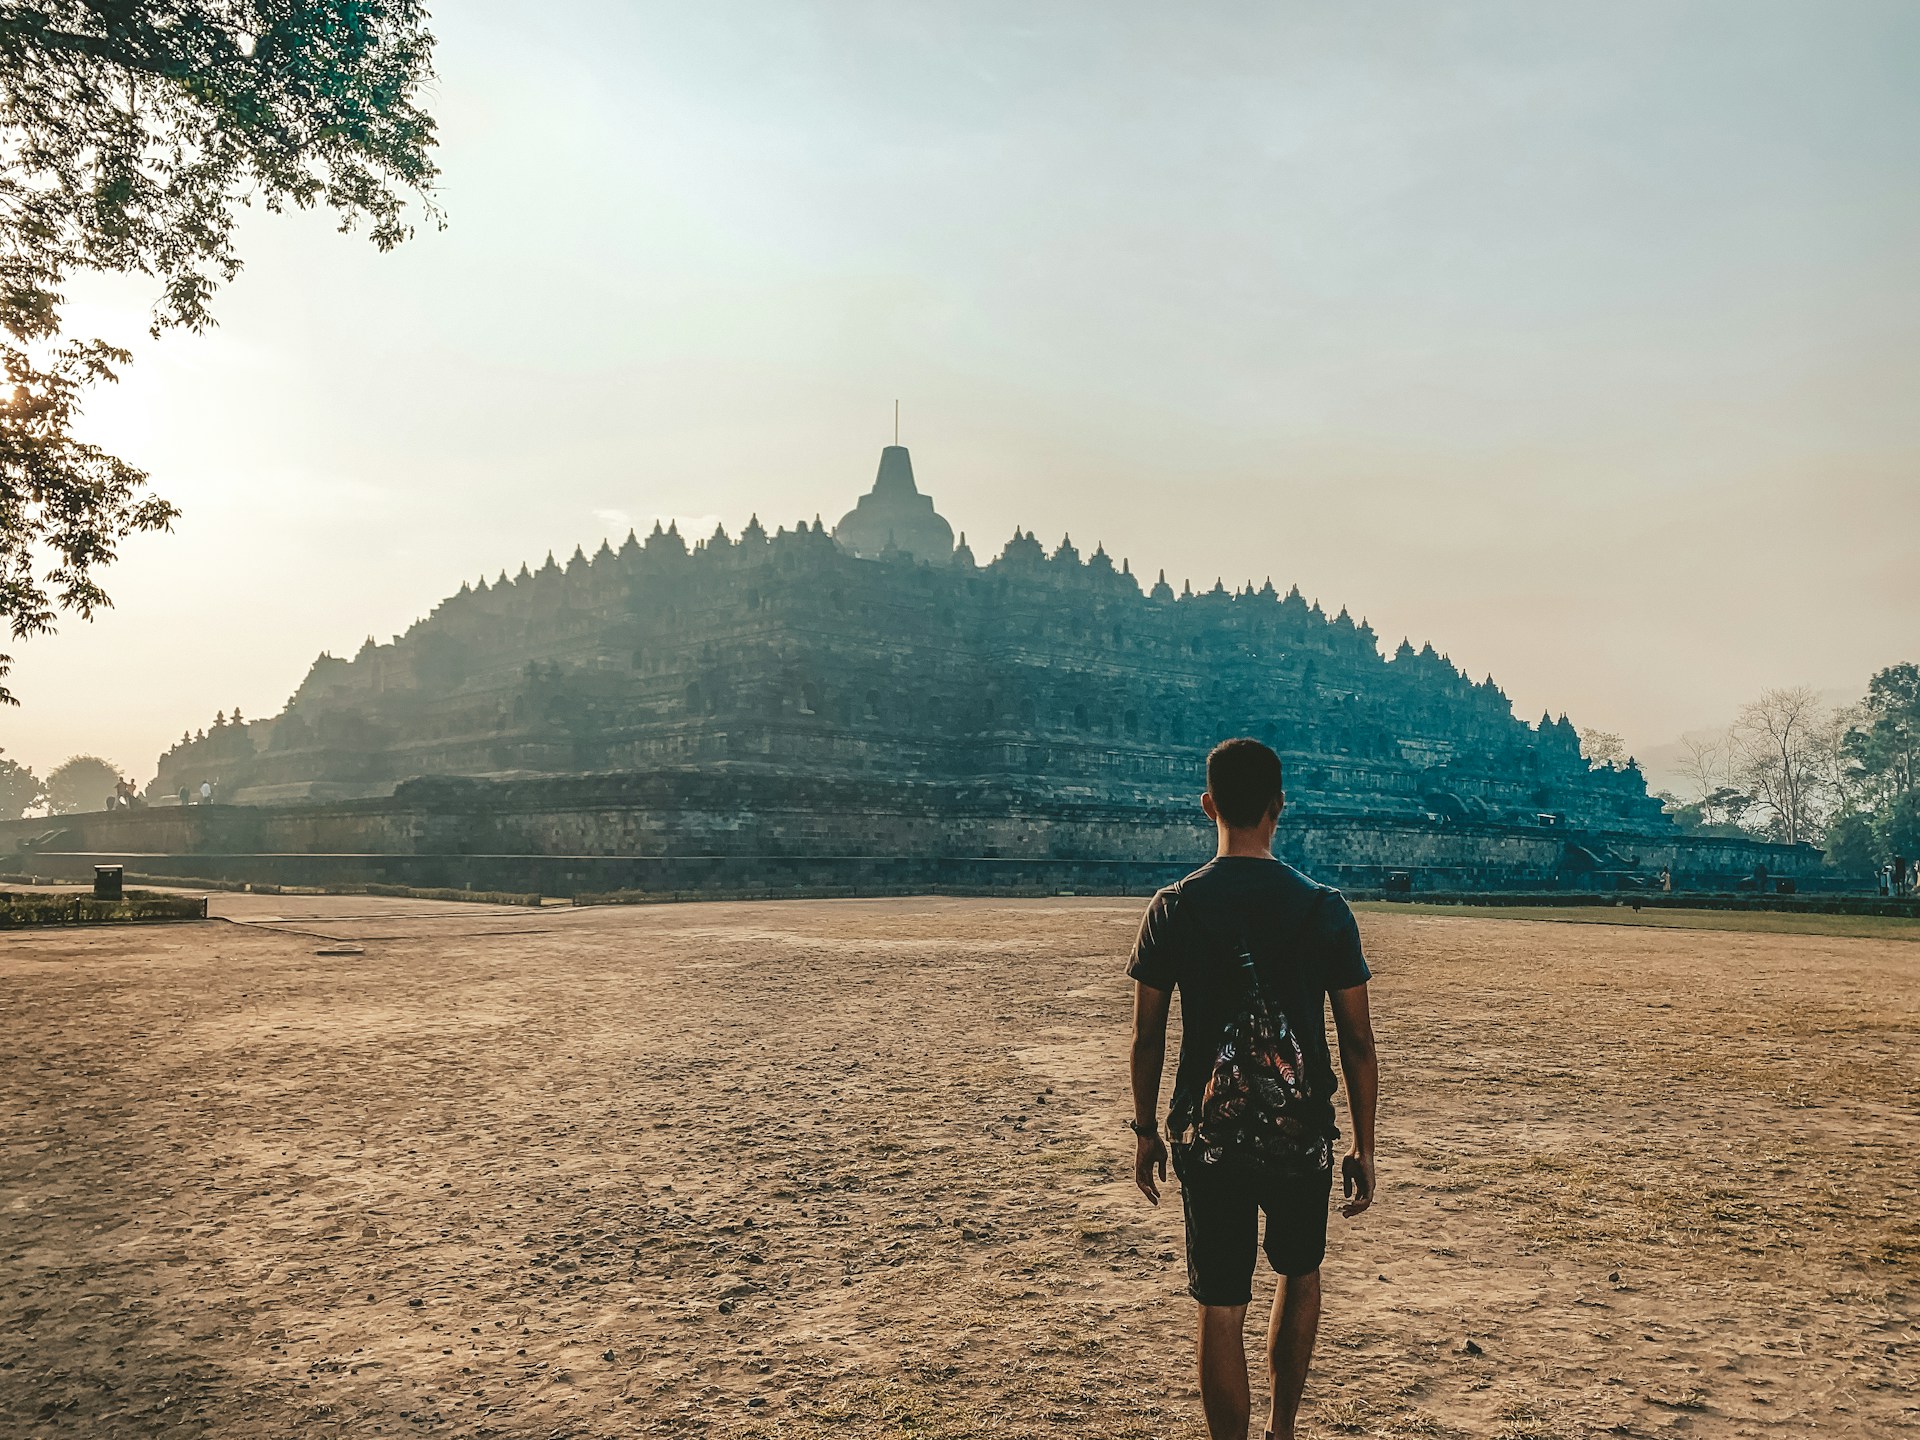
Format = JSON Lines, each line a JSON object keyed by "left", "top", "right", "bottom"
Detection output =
{"left": 1173, "top": 1144, "right": 1332, "bottom": 1306}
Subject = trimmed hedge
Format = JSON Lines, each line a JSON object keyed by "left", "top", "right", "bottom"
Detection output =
{"left": 1, "top": 890, "right": 209, "bottom": 927}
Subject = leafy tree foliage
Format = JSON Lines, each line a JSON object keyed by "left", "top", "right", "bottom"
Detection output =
{"left": 1670, "top": 666, "right": 1914, "bottom": 873}
{"left": 43, "top": 750, "right": 116, "bottom": 812}
{"left": 1841, "top": 664, "right": 1920, "bottom": 868}
{"left": 1576, "top": 726, "right": 1627, "bottom": 770}
{"left": 0, "top": 743, "right": 41, "bottom": 816}
{"left": 1847, "top": 663, "right": 1918, "bottom": 801}
{"left": 1821, "top": 809, "right": 1879, "bottom": 876}
{"left": 1800, "top": 662, "right": 1920, "bottom": 873}
{"left": 1, "top": 2, "right": 440, "bottom": 703}
{"left": 1878, "top": 789, "right": 1920, "bottom": 861}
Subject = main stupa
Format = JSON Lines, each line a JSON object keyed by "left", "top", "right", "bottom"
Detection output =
{"left": 831, "top": 445, "right": 955, "bottom": 561}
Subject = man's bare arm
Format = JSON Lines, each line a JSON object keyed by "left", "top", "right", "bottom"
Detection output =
{"left": 1130, "top": 980, "right": 1172, "bottom": 1204}
{"left": 1329, "top": 981, "right": 1377, "bottom": 1217}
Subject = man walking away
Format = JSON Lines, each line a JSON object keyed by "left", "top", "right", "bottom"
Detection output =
{"left": 1127, "top": 738, "right": 1378, "bottom": 1440}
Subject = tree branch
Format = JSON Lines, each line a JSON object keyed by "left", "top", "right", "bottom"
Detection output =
{"left": 0, "top": 19, "right": 196, "bottom": 81}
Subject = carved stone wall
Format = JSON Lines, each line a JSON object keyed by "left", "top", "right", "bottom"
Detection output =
{"left": 3, "top": 771, "right": 1826, "bottom": 896}
{"left": 145, "top": 452, "right": 1672, "bottom": 843}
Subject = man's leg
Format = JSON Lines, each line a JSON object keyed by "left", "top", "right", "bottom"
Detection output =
{"left": 1262, "top": 1268, "right": 1322, "bottom": 1440}
{"left": 1196, "top": 1302, "right": 1251, "bottom": 1440}
{"left": 1179, "top": 1150, "right": 1260, "bottom": 1439}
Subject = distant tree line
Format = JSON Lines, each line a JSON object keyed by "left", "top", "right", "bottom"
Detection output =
{"left": 1657, "top": 663, "right": 1919, "bottom": 872}
{"left": 0, "top": 749, "right": 120, "bottom": 818}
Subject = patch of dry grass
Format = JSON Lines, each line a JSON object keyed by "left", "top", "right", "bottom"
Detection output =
{"left": 5, "top": 897, "right": 1915, "bottom": 1439}
{"left": 1313, "top": 1393, "right": 1454, "bottom": 1438}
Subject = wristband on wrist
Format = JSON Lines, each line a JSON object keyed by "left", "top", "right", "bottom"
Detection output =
{"left": 1127, "top": 1118, "right": 1159, "bottom": 1138}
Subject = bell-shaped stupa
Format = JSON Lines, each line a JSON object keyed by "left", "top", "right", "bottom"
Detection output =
{"left": 832, "top": 445, "right": 954, "bottom": 561}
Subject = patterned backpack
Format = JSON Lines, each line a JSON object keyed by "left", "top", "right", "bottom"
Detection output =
{"left": 1174, "top": 933, "right": 1332, "bottom": 1183}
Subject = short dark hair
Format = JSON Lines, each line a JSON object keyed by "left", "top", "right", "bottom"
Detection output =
{"left": 1206, "top": 737, "right": 1284, "bottom": 827}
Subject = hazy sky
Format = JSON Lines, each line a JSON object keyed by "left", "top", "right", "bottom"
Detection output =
{"left": 5, "top": 1, "right": 1916, "bottom": 785}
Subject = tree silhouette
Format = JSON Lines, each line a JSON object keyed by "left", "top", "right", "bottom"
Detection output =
{"left": 44, "top": 752, "right": 117, "bottom": 813}
{"left": 1, "top": 2, "right": 442, "bottom": 703}
{"left": 0, "top": 744, "right": 40, "bottom": 817}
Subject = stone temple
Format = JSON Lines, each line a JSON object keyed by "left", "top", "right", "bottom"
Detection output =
{"left": 20, "top": 444, "right": 1818, "bottom": 894}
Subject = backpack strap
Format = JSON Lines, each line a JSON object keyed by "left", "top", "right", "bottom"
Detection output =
{"left": 1232, "top": 933, "right": 1266, "bottom": 1008}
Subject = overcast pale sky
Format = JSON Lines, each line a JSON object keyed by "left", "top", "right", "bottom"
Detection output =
{"left": 4, "top": 1, "right": 1916, "bottom": 784}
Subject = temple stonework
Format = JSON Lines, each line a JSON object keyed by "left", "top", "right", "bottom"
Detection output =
{"left": 153, "top": 444, "right": 1668, "bottom": 846}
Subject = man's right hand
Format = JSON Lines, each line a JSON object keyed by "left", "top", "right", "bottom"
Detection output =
{"left": 1341, "top": 1149, "right": 1375, "bottom": 1217}
{"left": 1134, "top": 1131, "right": 1169, "bottom": 1205}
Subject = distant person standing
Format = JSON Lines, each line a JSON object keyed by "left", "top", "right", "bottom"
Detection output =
{"left": 199, "top": 780, "right": 212, "bottom": 805}
{"left": 1127, "top": 738, "right": 1379, "bottom": 1440}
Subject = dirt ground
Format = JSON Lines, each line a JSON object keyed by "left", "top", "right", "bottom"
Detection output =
{"left": 3, "top": 895, "right": 1915, "bottom": 1439}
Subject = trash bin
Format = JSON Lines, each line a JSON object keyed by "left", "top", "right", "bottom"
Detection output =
{"left": 93, "top": 865, "right": 123, "bottom": 901}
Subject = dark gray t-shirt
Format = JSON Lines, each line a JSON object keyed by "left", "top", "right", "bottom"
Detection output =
{"left": 1128, "top": 855, "right": 1370, "bottom": 1134}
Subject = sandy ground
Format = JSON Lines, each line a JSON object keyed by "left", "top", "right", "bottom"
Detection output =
{"left": 2, "top": 894, "right": 1915, "bottom": 1439}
